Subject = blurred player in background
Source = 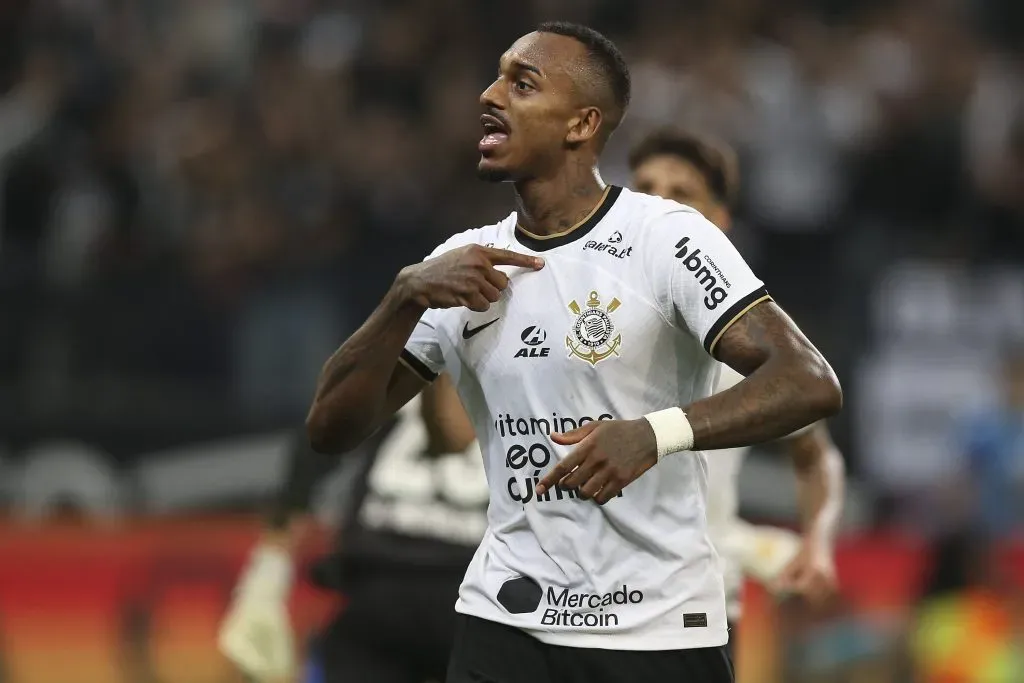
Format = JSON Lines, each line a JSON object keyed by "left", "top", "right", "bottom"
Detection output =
{"left": 218, "top": 374, "right": 488, "bottom": 683}
{"left": 629, "top": 129, "right": 846, "bottom": 652}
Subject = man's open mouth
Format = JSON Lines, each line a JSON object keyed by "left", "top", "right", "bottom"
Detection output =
{"left": 479, "top": 114, "right": 510, "bottom": 151}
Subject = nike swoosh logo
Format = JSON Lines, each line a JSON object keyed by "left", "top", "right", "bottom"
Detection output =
{"left": 462, "top": 317, "right": 500, "bottom": 339}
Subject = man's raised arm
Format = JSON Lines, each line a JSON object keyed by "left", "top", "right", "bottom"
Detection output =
{"left": 305, "top": 287, "right": 429, "bottom": 454}
{"left": 306, "top": 245, "right": 543, "bottom": 454}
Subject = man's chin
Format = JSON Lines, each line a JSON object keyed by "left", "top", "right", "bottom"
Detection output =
{"left": 476, "top": 159, "right": 512, "bottom": 183}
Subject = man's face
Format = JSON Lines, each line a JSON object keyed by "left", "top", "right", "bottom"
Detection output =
{"left": 477, "top": 32, "right": 587, "bottom": 182}
{"left": 631, "top": 154, "right": 730, "bottom": 231}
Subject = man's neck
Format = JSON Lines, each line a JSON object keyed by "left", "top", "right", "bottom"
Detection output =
{"left": 513, "top": 160, "right": 607, "bottom": 237}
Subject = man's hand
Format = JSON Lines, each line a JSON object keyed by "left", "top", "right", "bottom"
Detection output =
{"left": 536, "top": 419, "right": 658, "bottom": 504}
{"left": 396, "top": 245, "right": 544, "bottom": 312}
{"left": 218, "top": 544, "right": 296, "bottom": 682}
{"left": 773, "top": 538, "right": 838, "bottom": 608}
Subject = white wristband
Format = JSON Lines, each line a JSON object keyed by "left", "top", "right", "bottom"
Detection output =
{"left": 643, "top": 408, "right": 694, "bottom": 461}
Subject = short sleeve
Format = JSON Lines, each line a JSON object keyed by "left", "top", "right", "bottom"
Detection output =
{"left": 399, "top": 232, "right": 478, "bottom": 383}
{"left": 401, "top": 314, "right": 444, "bottom": 382}
{"left": 645, "top": 210, "right": 771, "bottom": 357}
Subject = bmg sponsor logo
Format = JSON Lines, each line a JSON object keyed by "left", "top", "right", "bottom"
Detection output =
{"left": 674, "top": 236, "right": 730, "bottom": 309}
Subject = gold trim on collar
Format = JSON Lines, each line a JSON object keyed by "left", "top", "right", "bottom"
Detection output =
{"left": 516, "top": 186, "right": 612, "bottom": 240}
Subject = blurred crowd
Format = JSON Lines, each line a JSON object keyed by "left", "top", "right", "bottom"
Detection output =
{"left": 0, "top": 0, "right": 1022, "bottom": 488}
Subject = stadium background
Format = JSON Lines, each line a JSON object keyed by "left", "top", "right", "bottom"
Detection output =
{"left": 0, "top": 0, "right": 1021, "bottom": 681}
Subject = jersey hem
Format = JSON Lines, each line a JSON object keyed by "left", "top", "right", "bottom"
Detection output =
{"left": 526, "top": 626, "right": 729, "bottom": 651}
{"left": 454, "top": 604, "right": 728, "bottom": 651}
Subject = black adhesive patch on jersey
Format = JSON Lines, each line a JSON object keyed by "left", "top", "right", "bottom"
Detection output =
{"left": 683, "top": 612, "right": 708, "bottom": 628}
{"left": 497, "top": 576, "right": 543, "bottom": 614}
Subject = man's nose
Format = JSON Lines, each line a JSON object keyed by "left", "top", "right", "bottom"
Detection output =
{"left": 479, "top": 78, "right": 505, "bottom": 110}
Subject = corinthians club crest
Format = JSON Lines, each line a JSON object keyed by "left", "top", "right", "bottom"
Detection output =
{"left": 566, "top": 291, "right": 622, "bottom": 366}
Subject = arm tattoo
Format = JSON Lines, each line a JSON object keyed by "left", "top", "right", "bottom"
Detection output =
{"left": 684, "top": 302, "right": 841, "bottom": 450}
{"left": 306, "top": 289, "right": 426, "bottom": 453}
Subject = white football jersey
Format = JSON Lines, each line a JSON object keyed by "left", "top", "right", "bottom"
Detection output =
{"left": 402, "top": 186, "right": 771, "bottom": 650}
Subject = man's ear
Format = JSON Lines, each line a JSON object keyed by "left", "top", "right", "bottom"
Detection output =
{"left": 566, "top": 107, "right": 603, "bottom": 146}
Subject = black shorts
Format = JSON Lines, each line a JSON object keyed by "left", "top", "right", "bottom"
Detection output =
{"left": 312, "top": 571, "right": 463, "bottom": 683}
{"left": 727, "top": 620, "right": 738, "bottom": 660}
{"left": 446, "top": 614, "right": 735, "bottom": 683}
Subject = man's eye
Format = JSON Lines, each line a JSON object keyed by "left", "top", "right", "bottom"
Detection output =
{"left": 515, "top": 80, "right": 532, "bottom": 91}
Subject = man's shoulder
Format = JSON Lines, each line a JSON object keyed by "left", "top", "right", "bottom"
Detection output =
{"left": 619, "top": 188, "right": 705, "bottom": 225}
{"left": 615, "top": 188, "right": 711, "bottom": 247}
{"left": 428, "top": 214, "right": 517, "bottom": 259}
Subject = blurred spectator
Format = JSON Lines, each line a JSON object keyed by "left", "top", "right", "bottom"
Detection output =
{"left": 958, "top": 347, "right": 1024, "bottom": 536}
{"left": 909, "top": 526, "right": 1023, "bottom": 682}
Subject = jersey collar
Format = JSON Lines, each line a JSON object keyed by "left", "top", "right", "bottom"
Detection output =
{"left": 514, "top": 185, "right": 622, "bottom": 252}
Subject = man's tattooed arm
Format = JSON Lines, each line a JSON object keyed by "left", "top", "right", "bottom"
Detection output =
{"left": 682, "top": 302, "right": 842, "bottom": 450}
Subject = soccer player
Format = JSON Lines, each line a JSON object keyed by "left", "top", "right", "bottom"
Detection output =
{"left": 306, "top": 21, "right": 842, "bottom": 683}
{"left": 219, "top": 374, "right": 488, "bottom": 682}
{"left": 629, "top": 128, "right": 846, "bottom": 651}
